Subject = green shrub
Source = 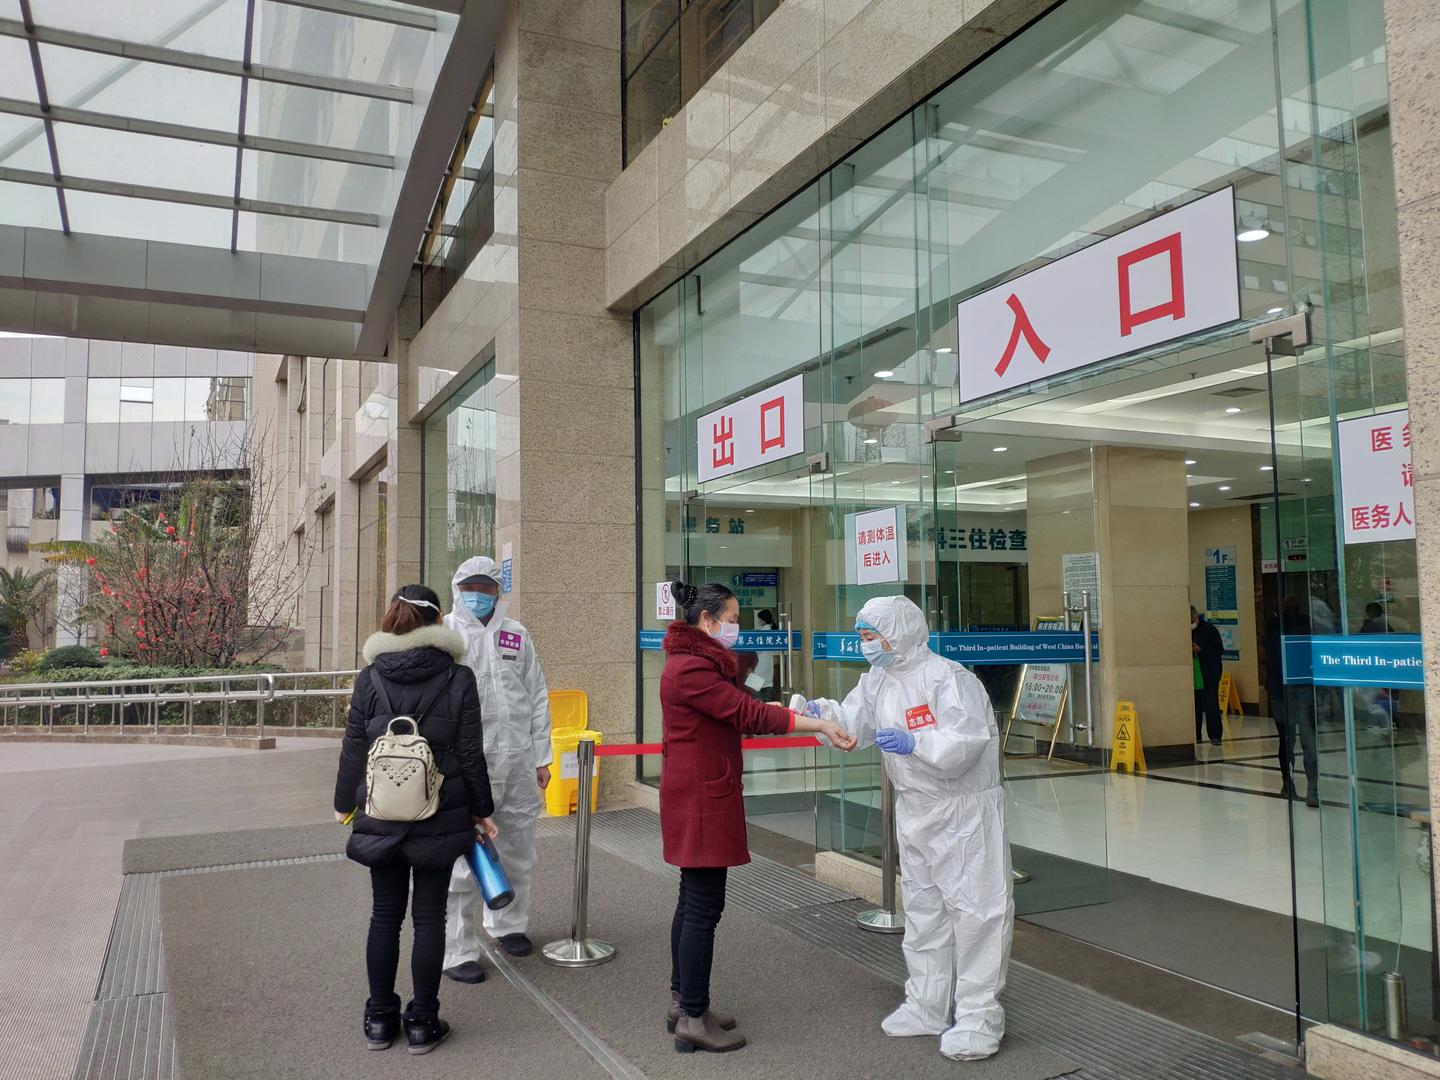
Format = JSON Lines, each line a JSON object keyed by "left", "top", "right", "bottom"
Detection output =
{"left": 7, "top": 649, "right": 42, "bottom": 675}
{"left": 38, "top": 646, "right": 104, "bottom": 671}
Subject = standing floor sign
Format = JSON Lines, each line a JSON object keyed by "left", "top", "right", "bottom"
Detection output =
{"left": 1111, "top": 701, "right": 1146, "bottom": 774}
{"left": 1002, "top": 662, "right": 1069, "bottom": 761}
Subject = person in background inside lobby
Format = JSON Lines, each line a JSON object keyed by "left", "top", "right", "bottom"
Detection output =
{"left": 1264, "top": 593, "right": 1319, "bottom": 806}
{"left": 796, "top": 595, "right": 1013, "bottom": 1062}
{"left": 660, "top": 579, "right": 857, "bottom": 1054}
{"left": 1192, "top": 607, "right": 1224, "bottom": 746}
{"left": 442, "top": 556, "right": 551, "bottom": 982}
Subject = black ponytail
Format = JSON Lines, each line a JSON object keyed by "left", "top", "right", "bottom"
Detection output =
{"left": 670, "top": 578, "right": 735, "bottom": 626}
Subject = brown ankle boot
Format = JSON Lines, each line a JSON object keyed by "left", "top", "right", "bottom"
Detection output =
{"left": 666, "top": 991, "right": 736, "bottom": 1033}
{"left": 673, "top": 1011, "right": 746, "bottom": 1053}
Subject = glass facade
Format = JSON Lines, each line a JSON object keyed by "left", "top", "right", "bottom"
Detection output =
{"left": 85, "top": 378, "right": 251, "bottom": 424}
{"left": 0, "top": 379, "right": 65, "bottom": 424}
{"left": 421, "top": 357, "right": 498, "bottom": 591}
{"left": 622, "top": 0, "right": 783, "bottom": 164}
{"left": 637, "top": 0, "right": 1423, "bottom": 1045}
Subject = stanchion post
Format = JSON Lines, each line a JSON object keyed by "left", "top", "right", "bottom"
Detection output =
{"left": 542, "top": 737, "right": 616, "bottom": 967}
{"left": 857, "top": 768, "right": 906, "bottom": 933}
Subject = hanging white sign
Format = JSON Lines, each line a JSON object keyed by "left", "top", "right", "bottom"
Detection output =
{"left": 956, "top": 187, "right": 1241, "bottom": 403}
{"left": 1338, "top": 408, "right": 1416, "bottom": 545}
{"left": 846, "top": 506, "right": 906, "bottom": 585}
{"left": 696, "top": 374, "right": 805, "bottom": 484}
{"left": 655, "top": 582, "right": 676, "bottom": 621}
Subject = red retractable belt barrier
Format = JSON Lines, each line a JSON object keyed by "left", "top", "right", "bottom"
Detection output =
{"left": 592, "top": 735, "right": 821, "bottom": 757}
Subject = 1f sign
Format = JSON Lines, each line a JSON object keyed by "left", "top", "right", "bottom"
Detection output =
{"left": 956, "top": 188, "right": 1241, "bottom": 403}
{"left": 697, "top": 374, "right": 805, "bottom": 484}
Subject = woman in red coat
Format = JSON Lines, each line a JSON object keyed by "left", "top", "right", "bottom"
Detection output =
{"left": 660, "top": 579, "right": 855, "bottom": 1054}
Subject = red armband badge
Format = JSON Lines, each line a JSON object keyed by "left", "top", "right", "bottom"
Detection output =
{"left": 905, "top": 705, "right": 936, "bottom": 731}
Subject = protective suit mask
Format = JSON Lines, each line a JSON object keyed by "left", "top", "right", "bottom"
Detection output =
{"left": 463, "top": 592, "right": 496, "bottom": 620}
{"left": 861, "top": 637, "right": 896, "bottom": 669}
{"left": 710, "top": 620, "right": 741, "bottom": 650}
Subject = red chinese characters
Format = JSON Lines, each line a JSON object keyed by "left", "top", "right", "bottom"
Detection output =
{"left": 1371, "top": 426, "right": 1394, "bottom": 452}
{"left": 994, "top": 293, "right": 1051, "bottom": 377}
{"left": 711, "top": 415, "right": 735, "bottom": 470}
{"left": 759, "top": 396, "right": 786, "bottom": 453}
{"left": 1117, "top": 231, "right": 1186, "bottom": 336}
{"left": 1351, "top": 503, "right": 1415, "bottom": 533}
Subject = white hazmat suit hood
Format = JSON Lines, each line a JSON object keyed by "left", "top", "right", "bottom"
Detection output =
{"left": 806, "top": 595, "right": 1013, "bottom": 1060}
{"left": 443, "top": 555, "right": 551, "bottom": 959}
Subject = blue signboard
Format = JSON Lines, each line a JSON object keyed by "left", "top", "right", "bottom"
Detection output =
{"left": 813, "top": 631, "right": 1100, "bottom": 665}
{"left": 738, "top": 572, "right": 779, "bottom": 588}
{"left": 1282, "top": 634, "right": 1423, "bottom": 690}
{"left": 639, "top": 629, "right": 801, "bottom": 653}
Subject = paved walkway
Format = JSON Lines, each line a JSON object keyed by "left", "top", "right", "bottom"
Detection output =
{"left": 0, "top": 740, "right": 338, "bottom": 1080}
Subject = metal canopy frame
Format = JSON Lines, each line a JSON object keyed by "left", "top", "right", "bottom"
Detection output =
{"left": 0, "top": 0, "right": 500, "bottom": 358}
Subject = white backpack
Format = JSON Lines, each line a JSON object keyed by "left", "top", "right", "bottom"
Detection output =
{"left": 363, "top": 670, "right": 455, "bottom": 823}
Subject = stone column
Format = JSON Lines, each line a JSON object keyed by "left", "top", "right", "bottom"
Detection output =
{"left": 1383, "top": 0, "right": 1440, "bottom": 938}
{"left": 1027, "top": 446, "right": 1193, "bottom": 757}
{"left": 500, "top": 0, "right": 637, "bottom": 805}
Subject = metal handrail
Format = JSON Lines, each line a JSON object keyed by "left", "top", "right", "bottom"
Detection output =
{"left": 0, "top": 668, "right": 369, "bottom": 740}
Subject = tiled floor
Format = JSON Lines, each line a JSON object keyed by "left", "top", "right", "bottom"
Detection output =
{"left": 746, "top": 714, "right": 1434, "bottom": 950}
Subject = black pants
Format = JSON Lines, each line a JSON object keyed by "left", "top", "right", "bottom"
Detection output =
{"left": 1273, "top": 686, "right": 1319, "bottom": 795}
{"left": 367, "top": 859, "right": 451, "bottom": 1017}
{"left": 670, "top": 867, "right": 728, "bottom": 1017}
{"left": 1194, "top": 682, "right": 1222, "bottom": 742}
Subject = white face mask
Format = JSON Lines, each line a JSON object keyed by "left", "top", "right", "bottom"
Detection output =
{"left": 710, "top": 620, "right": 741, "bottom": 649}
{"left": 860, "top": 637, "right": 896, "bottom": 669}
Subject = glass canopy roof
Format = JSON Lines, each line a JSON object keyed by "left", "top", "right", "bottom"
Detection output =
{"left": 0, "top": 0, "right": 489, "bottom": 358}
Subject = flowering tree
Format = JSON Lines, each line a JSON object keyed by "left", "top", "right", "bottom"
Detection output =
{"left": 42, "top": 427, "right": 308, "bottom": 667}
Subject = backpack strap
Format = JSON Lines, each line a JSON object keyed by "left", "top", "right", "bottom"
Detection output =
{"left": 412, "top": 667, "right": 460, "bottom": 728}
{"left": 370, "top": 669, "right": 396, "bottom": 717}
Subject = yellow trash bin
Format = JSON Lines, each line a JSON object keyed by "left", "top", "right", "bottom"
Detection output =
{"left": 547, "top": 726, "right": 603, "bottom": 816}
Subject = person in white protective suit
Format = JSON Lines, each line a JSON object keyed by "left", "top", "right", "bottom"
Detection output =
{"left": 441, "top": 556, "right": 551, "bottom": 981}
{"left": 793, "top": 595, "right": 1013, "bottom": 1060}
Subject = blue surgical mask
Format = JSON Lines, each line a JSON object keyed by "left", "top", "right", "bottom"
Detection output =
{"left": 861, "top": 638, "right": 895, "bottom": 669}
{"left": 463, "top": 592, "right": 496, "bottom": 620}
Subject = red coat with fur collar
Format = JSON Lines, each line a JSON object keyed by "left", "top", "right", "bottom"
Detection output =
{"left": 659, "top": 620, "right": 794, "bottom": 868}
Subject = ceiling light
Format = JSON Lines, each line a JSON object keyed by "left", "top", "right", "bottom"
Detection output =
{"left": 1303, "top": 478, "right": 1313, "bottom": 484}
{"left": 1260, "top": 465, "right": 1274, "bottom": 472}
{"left": 992, "top": 446, "right": 1008, "bottom": 453}
{"left": 889, "top": 480, "right": 903, "bottom": 486}
{"left": 1189, "top": 502, "right": 1201, "bottom": 508}
{"left": 944, "top": 469, "right": 955, "bottom": 475}
{"left": 935, "top": 347, "right": 954, "bottom": 354}
{"left": 863, "top": 438, "right": 879, "bottom": 445}
{"left": 876, "top": 370, "right": 894, "bottom": 378}
{"left": 1237, "top": 227, "right": 1270, "bottom": 243}
{"left": 1266, "top": 306, "right": 1285, "bottom": 315}
{"left": 745, "top": 509, "right": 755, "bottom": 513}
{"left": 1185, "top": 459, "right": 1197, "bottom": 465}
{"left": 1218, "top": 486, "right": 1231, "bottom": 492}
{"left": 1224, "top": 406, "right": 1243, "bottom": 414}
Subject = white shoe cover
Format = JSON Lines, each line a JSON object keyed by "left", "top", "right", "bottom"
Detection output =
{"left": 881, "top": 1002, "right": 947, "bottom": 1038}
{"left": 940, "top": 1024, "right": 1000, "bottom": 1060}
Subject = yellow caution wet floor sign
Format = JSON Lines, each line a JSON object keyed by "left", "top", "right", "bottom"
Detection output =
{"left": 1111, "top": 700, "right": 1146, "bottom": 774}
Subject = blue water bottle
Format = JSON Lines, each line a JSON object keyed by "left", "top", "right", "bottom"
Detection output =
{"left": 465, "top": 835, "right": 514, "bottom": 910}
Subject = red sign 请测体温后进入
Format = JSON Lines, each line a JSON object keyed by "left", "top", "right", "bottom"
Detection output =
{"left": 955, "top": 188, "right": 1241, "bottom": 404}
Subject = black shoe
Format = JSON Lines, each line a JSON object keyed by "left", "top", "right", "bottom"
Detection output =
{"left": 443, "top": 961, "right": 486, "bottom": 984}
{"left": 1210, "top": 738, "right": 1223, "bottom": 746}
{"left": 363, "top": 1002, "right": 401, "bottom": 1051}
{"left": 404, "top": 1014, "right": 451, "bottom": 1056}
{"left": 499, "top": 933, "right": 534, "bottom": 957}
{"left": 1306, "top": 791, "right": 1321, "bottom": 808}
{"left": 1279, "top": 784, "right": 1297, "bottom": 800}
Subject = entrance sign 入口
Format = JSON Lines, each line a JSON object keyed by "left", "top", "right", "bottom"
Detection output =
{"left": 955, "top": 188, "right": 1241, "bottom": 404}
{"left": 697, "top": 374, "right": 805, "bottom": 484}
{"left": 845, "top": 506, "right": 907, "bottom": 585}
{"left": 1338, "top": 408, "right": 1415, "bottom": 545}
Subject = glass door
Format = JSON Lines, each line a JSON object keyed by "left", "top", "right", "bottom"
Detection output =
{"left": 684, "top": 457, "right": 828, "bottom": 848}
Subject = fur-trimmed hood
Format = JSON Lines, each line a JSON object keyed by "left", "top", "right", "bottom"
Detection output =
{"left": 662, "top": 619, "right": 737, "bottom": 679}
{"left": 362, "top": 624, "right": 466, "bottom": 665}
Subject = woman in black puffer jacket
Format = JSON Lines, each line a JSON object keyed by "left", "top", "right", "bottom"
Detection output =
{"left": 335, "top": 584, "right": 497, "bottom": 1056}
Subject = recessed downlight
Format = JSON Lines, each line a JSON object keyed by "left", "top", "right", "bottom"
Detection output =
{"left": 1237, "top": 228, "right": 1270, "bottom": 242}
{"left": 1218, "top": 486, "right": 1231, "bottom": 492}
{"left": 876, "top": 370, "right": 895, "bottom": 378}
{"left": 1260, "top": 465, "right": 1274, "bottom": 472}
{"left": 863, "top": 438, "right": 879, "bottom": 445}
{"left": 1185, "top": 459, "right": 1197, "bottom": 465}
{"left": 1189, "top": 501, "right": 1201, "bottom": 508}
{"left": 935, "top": 347, "right": 954, "bottom": 354}
{"left": 992, "top": 446, "right": 1009, "bottom": 453}
{"left": 1224, "top": 406, "right": 1243, "bottom": 414}
{"left": 1266, "top": 306, "right": 1285, "bottom": 315}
